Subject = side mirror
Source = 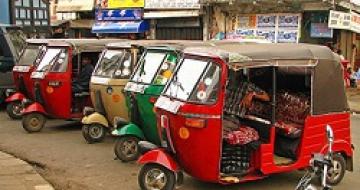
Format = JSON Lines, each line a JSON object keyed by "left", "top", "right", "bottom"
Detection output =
{"left": 326, "top": 125, "right": 334, "bottom": 144}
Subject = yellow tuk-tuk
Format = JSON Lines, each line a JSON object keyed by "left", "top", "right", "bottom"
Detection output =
{"left": 81, "top": 41, "right": 144, "bottom": 143}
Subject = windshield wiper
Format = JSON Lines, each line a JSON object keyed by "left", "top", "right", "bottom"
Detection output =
{"left": 170, "top": 75, "right": 189, "bottom": 99}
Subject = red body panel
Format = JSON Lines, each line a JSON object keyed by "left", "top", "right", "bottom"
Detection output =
{"left": 13, "top": 66, "right": 36, "bottom": 100}
{"left": 5, "top": 92, "right": 25, "bottom": 103}
{"left": 22, "top": 102, "right": 46, "bottom": 115}
{"left": 138, "top": 149, "right": 179, "bottom": 171}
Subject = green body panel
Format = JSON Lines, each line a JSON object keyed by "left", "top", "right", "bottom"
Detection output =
{"left": 122, "top": 85, "right": 164, "bottom": 145}
{"left": 116, "top": 123, "right": 145, "bottom": 139}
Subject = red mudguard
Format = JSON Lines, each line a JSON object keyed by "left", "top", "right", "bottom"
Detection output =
{"left": 22, "top": 102, "right": 47, "bottom": 115}
{"left": 5, "top": 92, "right": 25, "bottom": 103}
{"left": 138, "top": 149, "right": 179, "bottom": 172}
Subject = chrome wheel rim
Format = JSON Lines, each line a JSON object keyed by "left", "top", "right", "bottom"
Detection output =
{"left": 144, "top": 168, "right": 167, "bottom": 190}
{"left": 327, "top": 159, "right": 342, "bottom": 182}
{"left": 89, "top": 125, "right": 103, "bottom": 139}
{"left": 121, "top": 139, "right": 138, "bottom": 158}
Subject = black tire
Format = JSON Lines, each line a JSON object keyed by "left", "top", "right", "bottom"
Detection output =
{"left": 138, "top": 164, "right": 176, "bottom": 190}
{"left": 22, "top": 113, "right": 46, "bottom": 133}
{"left": 114, "top": 136, "right": 140, "bottom": 162}
{"left": 6, "top": 101, "right": 23, "bottom": 119}
{"left": 82, "top": 124, "right": 106, "bottom": 144}
{"left": 325, "top": 154, "right": 346, "bottom": 186}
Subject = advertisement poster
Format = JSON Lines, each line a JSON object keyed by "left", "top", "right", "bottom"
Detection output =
{"left": 277, "top": 30, "right": 298, "bottom": 43}
{"left": 310, "top": 23, "right": 333, "bottom": 38}
{"left": 107, "top": 0, "right": 145, "bottom": 8}
{"left": 278, "top": 15, "right": 299, "bottom": 28}
{"left": 236, "top": 29, "right": 256, "bottom": 36}
{"left": 238, "top": 15, "right": 257, "bottom": 28}
{"left": 257, "top": 15, "right": 276, "bottom": 28}
{"left": 256, "top": 30, "right": 276, "bottom": 42}
{"left": 145, "top": 0, "right": 200, "bottom": 9}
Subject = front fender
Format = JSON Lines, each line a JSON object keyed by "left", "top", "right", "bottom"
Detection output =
{"left": 5, "top": 92, "right": 25, "bottom": 103}
{"left": 81, "top": 112, "right": 109, "bottom": 127}
{"left": 22, "top": 102, "right": 47, "bottom": 115}
{"left": 138, "top": 149, "right": 179, "bottom": 172}
{"left": 112, "top": 123, "right": 145, "bottom": 139}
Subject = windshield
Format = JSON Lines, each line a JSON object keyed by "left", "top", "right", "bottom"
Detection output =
{"left": 36, "top": 48, "right": 67, "bottom": 72}
{"left": 17, "top": 45, "right": 41, "bottom": 66}
{"left": 165, "top": 58, "right": 220, "bottom": 103}
{"left": 94, "top": 49, "right": 132, "bottom": 78}
{"left": 7, "top": 29, "right": 26, "bottom": 58}
{"left": 131, "top": 51, "right": 169, "bottom": 84}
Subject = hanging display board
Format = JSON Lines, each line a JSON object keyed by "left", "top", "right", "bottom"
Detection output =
{"left": 219, "top": 13, "right": 301, "bottom": 43}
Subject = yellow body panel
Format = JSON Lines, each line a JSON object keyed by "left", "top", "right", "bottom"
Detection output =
{"left": 82, "top": 112, "right": 109, "bottom": 127}
{"left": 88, "top": 76, "right": 129, "bottom": 127}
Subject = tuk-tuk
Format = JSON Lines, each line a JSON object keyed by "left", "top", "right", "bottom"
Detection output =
{"left": 111, "top": 42, "right": 207, "bottom": 162}
{"left": 81, "top": 41, "right": 145, "bottom": 143}
{"left": 21, "top": 39, "right": 116, "bottom": 133}
{"left": 5, "top": 39, "right": 49, "bottom": 119}
{"left": 137, "top": 43, "right": 353, "bottom": 189}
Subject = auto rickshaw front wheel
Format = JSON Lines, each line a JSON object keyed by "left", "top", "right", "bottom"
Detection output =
{"left": 114, "top": 136, "right": 140, "bottom": 162}
{"left": 6, "top": 101, "right": 23, "bottom": 119}
{"left": 322, "top": 154, "right": 346, "bottom": 186}
{"left": 82, "top": 124, "right": 106, "bottom": 144}
{"left": 22, "top": 113, "right": 46, "bottom": 133}
{"left": 138, "top": 164, "right": 176, "bottom": 190}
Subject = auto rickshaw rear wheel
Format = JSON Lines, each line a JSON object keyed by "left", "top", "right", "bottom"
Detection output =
{"left": 82, "top": 124, "right": 106, "bottom": 144}
{"left": 138, "top": 164, "right": 176, "bottom": 190}
{"left": 6, "top": 101, "right": 23, "bottom": 119}
{"left": 22, "top": 113, "right": 46, "bottom": 133}
{"left": 322, "top": 154, "right": 346, "bottom": 186}
{"left": 114, "top": 136, "right": 140, "bottom": 162}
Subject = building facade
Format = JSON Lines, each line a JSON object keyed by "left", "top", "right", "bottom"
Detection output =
{"left": 0, "top": 1, "right": 11, "bottom": 24}
{"left": 10, "top": 0, "right": 51, "bottom": 37}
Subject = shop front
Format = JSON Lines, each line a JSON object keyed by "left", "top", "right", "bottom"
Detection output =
{"left": 144, "top": 0, "right": 203, "bottom": 40}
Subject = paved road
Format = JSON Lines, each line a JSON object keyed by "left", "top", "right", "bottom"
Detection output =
{"left": 0, "top": 111, "right": 358, "bottom": 190}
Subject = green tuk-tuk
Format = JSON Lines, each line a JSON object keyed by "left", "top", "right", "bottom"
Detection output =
{"left": 112, "top": 42, "right": 202, "bottom": 162}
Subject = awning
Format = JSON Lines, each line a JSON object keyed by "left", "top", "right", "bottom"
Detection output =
{"left": 56, "top": 0, "right": 95, "bottom": 12}
{"left": 91, "top": 20, "right": 149, "bottom": 34}
{"left": 144, "top": 10, "right": 200, "bottom": 19}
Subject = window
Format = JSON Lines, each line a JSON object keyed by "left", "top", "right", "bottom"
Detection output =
{"left": 20, "top": 9, "right": 26, "bottom": 18}
{"left": 34, "top": 0, "right": 40, "bottom": 7}
{"left": 23, "top": 0, "right": 30, "bottom": 7}
{"left": 15, "top": 0, "right": 22, "bottom": 6}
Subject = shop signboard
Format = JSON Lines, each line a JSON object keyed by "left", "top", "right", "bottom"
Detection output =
{"left": 144, "top": 0, "right": 201, "bottom": 9}
{"left": 310, "top": 23, "right": 333, "bottom": 38}
{"left": 95, "top": 9, "right": 142, "bottom": 21}
{"left": 106, "top": 0, "right": 145, "bottom": 8}
{"left": 328, "top": 10, "right": 351, "bottom": 30}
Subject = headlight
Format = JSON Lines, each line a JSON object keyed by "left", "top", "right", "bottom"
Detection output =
{"left": 5, "top": 89, "right": 16, "bottom": 97}
{"left": 83, "top": 107, "right": 95, "bottom": 116}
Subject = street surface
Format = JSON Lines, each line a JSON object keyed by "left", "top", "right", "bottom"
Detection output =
{"left": 0, "top": 110, "right": 358, "bottom": 190}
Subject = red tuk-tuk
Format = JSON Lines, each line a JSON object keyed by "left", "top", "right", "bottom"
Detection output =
{"left": 137, "top": 43, "right": 353, "bottom": 189}
{"left": 5, "top": 39, "right": 48, "bottom": 119}
{"left": 21, "top": 39, "right": 114, "bottom": 133}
